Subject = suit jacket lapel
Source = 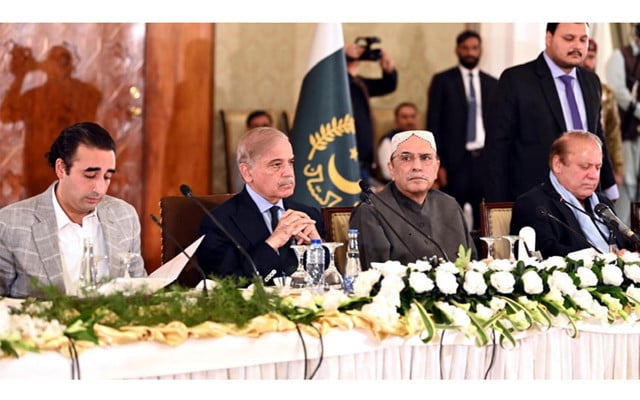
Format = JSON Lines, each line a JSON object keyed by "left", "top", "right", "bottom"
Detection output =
{"left": 576, "top": 68, "right": 600, "bottom": 132}
{"left": 234, "top": 189, "right": 270, "bottom": 247}
{"left": 534, "top": 54, "right": 567, "bottom": 135}
{"left": 97, "top": 204, "right": 126, "bottom": 276}
{"left": 33, "top": 187, "right": 65, "bottom": 289}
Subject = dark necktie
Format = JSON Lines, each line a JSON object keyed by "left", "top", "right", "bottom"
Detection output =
{"left": 467, "top": 72, "right": 477, "bottom": 142}
{"left": 559, "top": 75, "right": 584, "bottom": 130}
{"left": 269, "top": 205, "right": 280, "bottom": 232}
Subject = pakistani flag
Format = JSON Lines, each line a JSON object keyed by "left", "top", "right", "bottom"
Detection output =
{"left": 291, "top": 23, "right": 361, "bottom": 208}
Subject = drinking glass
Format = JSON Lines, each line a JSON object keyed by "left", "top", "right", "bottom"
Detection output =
{"left": 289, "top": 244, "right": 310, "bottom": 289}
{"left": 118, "top": 252, "right": 143, "bottom": 278}
{"left": 479, "top": 236, "right": 500, "bottom": 260}
{"left": 501, "top": 235, "right": 520, "bottom": 262}
{"left": 322, "top": 242, "right": 344, "bottom": 290}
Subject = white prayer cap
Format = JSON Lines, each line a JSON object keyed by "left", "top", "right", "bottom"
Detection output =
{"left": 390, "top": 130, "right": 437, "bottom": 156}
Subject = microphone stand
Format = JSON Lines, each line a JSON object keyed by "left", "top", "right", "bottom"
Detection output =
{"left": 359, "top": 191, "right": 422, "bottom": 262}
{"left": 359, "top": 181, "right": 450, "bottom": 262}
{"left": 536, "top": 207, "right": 604, "bottom": 254}
{"left": 150, "top": 214, "right": 209, "bottom": 295}
{"left": 179, "top": 184, "right": 265, "bottom": 286}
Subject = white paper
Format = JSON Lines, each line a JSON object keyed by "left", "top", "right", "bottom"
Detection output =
{"left": 149, "top": 235, "right": 204, "bottom": 280}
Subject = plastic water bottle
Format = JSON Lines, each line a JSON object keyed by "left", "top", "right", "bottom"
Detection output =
{"left": 343, "top": 229, "right": 362, "bottom": 294}
{"left": 306, "top": 239, "right": 325, "bottom": 289}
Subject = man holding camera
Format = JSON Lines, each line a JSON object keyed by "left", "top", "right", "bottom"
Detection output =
{"left": 345, "top": 37, "right": 398, "bottom": 186}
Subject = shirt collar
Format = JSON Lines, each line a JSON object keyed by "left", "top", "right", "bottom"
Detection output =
{"left": 543, "top": 51, "right": 578, "bottom": 79}
{"left": 51, "top": 184, "right": 98, "bottom": 230}
{"left": 245, "top": 185, "right": 284, "bottom": 213}
{"left": 458, "top": 65, "right": 479, "bottom": 76}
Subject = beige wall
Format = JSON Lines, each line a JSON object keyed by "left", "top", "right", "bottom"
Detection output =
{"left": 212, "top": 23, "right": 466, "bottom": 192}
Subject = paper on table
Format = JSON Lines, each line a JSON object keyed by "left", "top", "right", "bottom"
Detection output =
{"left": 97, "top": 235, "right": 205, "bottom": 295}
{"left": 149, "top": 235, "right": 204, "bottom": 280}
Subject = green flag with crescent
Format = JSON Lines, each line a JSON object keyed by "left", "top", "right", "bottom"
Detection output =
{"left": 290, "top": 23, "right": 361, "bottom": 208}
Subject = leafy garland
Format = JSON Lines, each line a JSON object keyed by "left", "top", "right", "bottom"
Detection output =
{"left": 4, "top": 247, "right": 640, "bottom": 358}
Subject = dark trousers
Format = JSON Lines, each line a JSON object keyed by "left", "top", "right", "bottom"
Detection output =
{"left": 442, "top": 149, "right": 485, "bottom": 231}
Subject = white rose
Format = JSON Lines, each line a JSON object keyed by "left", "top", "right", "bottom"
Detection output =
{"left": 490, "top": 271, "right": 515, "bottom": 294}
{"left": 626, "top": 285, "right": 640, "bottom": 303}
{"left": 377, "top": 260, "right": 408, "bottom": 278}
{"left": 541, "top": 256, "right": 567, "bottom": 270}
{"left": 467, "top": 260, "right": 488, "bottom": 273}
{"left": 602, "top": 264, "right": 624, "bottom": 286}
{"left": 353, "top": 269, "right": 381, "bottom": 297}
{"left": 321, "top": 288, "right": 349, "bottom": 311}
{"left": 576, "top": 266, "right": 598, "bottom": 287}
{"left": 361, "top": 298, "right": 400, "bottom": 323}
{"left": 490, "top": 297, "right": 506, "bottom": 312}
{"left": 436, "top": 302, "right": 471, "bottom": 328}
{"left": 548, "top": 270, "right": 577, "bottom": 296}
{"left": 571, "top": 288, "right": 594, "bottom": 310}
{"left": 475, "top": 303, "right": 494, "bottom": 320}
{"left": 598, "top": 253, "right": 618, "bottom": 265}
{"left": 408, "top": 271, "right": 434, "bottom": 293}
{"left": 377, "top": 275, "right": 405, "bottom": 307}
{"left": 435, "top": 270, "right": 459, "bottom": 294}
{"left": 488, "top": 258, "right": 515, "bottom": 272}
{"left": 463, "top": 270, "right": 487, "bottom": 295}
{"left": 408, "top": 259, "right": 432, "bottom": 272}
{"left": 436, "top": 261, "right": 460, "bottom": 274}
{"left": 621, "top": 252, "right": 640, "bottom": 263}
{"left": 521, "top": 270, "right": 544, "bottom": 294}
{"left": 624, "top": 264, "right": 640, "bottom": 284}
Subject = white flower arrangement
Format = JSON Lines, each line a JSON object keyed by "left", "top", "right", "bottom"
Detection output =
{"left": 347, "top": 247, "right": 640, "bottom": 347}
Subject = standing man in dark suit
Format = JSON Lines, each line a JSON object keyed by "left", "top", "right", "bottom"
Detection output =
{"left": 485, "top": 23, "right": 618, "bottom": 203}
{"left": 197, "top": 127, "right": 325, "bottom": 283}
{"left": 426, "top": 30, "right": 498, "bottom": 231}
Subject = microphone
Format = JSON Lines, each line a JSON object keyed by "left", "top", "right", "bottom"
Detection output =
{"left": 359, "top": 180, "right": 450, "bottom": 262}
{"left": 594, "top": 203, "right": 640, "bottom": 246}
{"left": 150, "top": 214, "right": 209, "bottom": 295}
{"left": 536, "top": 207, "right": 604, "bottom": 254}
{"left": 179, "top": 184, "right": 263, "bottom": 282}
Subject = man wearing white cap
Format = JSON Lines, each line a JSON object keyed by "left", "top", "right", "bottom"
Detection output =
{"left": 350, "top": 130, "right": 477, "bottom": 268}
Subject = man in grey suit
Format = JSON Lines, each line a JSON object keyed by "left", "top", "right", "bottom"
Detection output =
{"left": 485, "top": 23, "right": 618, "bottom": 203}
{"left": 0, "top": 122, "right": 145, "bottom": 298}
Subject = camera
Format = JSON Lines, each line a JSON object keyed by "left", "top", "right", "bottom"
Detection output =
{"left": 354, "top": 36, "right": 382, "bottom": 61}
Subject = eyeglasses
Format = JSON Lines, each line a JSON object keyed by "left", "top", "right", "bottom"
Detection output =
{"left": 391, "top": 152, "right": 436, "bottom": 165}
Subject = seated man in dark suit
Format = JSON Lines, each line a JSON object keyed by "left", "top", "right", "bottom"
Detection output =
{"left": 510, "top": 130, "right": 632, "bottom": 258}
{"left": 197, "top": 127, "right": 325, "bottom": 283}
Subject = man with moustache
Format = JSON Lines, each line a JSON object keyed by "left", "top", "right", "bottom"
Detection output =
{"left": 377, "top": 101, "right": 419, "bottom": 182}
{"left": 426, "top": 30, "right": 498, "bottom": 231}
{"left": 484, "top": 23, "right": 618, "bottom": 203}
{"left": 197, "top": 127, "right": 325, "bottom": 283}
{"left": 350, "top": 130, "right": 477, "bottom": 268}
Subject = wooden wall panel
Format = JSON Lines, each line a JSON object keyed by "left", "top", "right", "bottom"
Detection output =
{"left": 142, "top": 24, "right": 214, "bottom": 272}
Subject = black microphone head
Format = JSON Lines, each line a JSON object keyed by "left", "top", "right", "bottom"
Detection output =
{"left": 180, "top": 184, "right": 193, "bottom": 198}
{"left": 594, "top": 203, "right": 609, "bottom": 216}
{"left": 150, "top": 213, "right": 162, "bottom": 226}
{"left": 358, "top": 179, "right": 371, "bottom": 193}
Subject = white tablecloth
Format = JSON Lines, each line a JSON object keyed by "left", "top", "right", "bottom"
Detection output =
{"left": 2, "top": 323, "right": 640, "bottom": 379}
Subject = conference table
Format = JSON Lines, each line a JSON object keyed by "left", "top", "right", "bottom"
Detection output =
{"left": 2, "top": 319, "right": 639, "bottom": 380}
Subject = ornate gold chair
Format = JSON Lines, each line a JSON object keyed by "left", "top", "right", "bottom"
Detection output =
{"left": 321, "top": 206, "right": 354, "bottom": 273}
{"left": 479, "top": 201, "right": 514, "bottom": 259}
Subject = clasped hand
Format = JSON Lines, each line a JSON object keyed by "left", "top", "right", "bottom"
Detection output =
{"left": 265, "top": 209, "right": 320, "bottom": 250}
